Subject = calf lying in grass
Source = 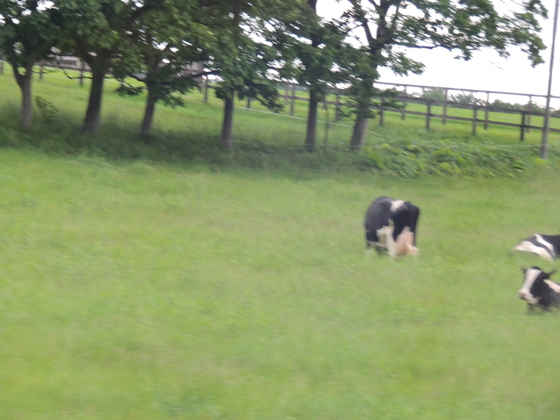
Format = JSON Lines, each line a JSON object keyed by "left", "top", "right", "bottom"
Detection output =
{"left": 513, "top": 234, "right": 560, "bottom": 261}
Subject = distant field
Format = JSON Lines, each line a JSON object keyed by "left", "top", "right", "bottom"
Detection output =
{"left": 1, "top": 149, "right": 560, "bottom": 419}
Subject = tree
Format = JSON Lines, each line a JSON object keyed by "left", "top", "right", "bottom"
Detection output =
{"left": 341, "top": 0, "right": 546, "bottom": 150}
{"left": 451, "top": 92, "right": 484, "bottom": 107}
{"left": 331, "top": 40, "right": 405, "bottom": 150}
{"left": 0, "top": 0, "right": 57, "bottom": 128}
{"left": 116, "top": 0, "right": 213, "bottom": 139}
{"left": 202, "top": 0, "right": 295, "bottom": 149}
{"left": 421, "top": 88, "right": 447, "bottom": 102}
{"left": 52, "top": 0, "right": 163, "bottom": 134}
{"left": 268, "top": 0, "right": 348, "bottom": 152}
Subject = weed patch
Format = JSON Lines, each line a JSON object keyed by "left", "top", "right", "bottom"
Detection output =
{"left": 363, "top": 140, "right": 545, "bottom": 177}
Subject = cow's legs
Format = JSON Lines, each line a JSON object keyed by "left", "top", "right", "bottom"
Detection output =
{"left": 384, "top": 232, "right": 396, "bottom": 258}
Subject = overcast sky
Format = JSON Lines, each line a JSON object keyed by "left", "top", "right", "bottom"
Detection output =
{"left": 317, "top": 0, "right": 559, "bottom": 106}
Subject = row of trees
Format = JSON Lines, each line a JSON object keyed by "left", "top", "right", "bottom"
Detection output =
{"left": 0, "top": 0, "right": 549, "bottom": 151}
{"left": 419, "top": 88, "right": 533, "bottom": 109}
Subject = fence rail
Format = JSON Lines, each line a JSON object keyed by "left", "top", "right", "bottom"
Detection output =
{"left": 1, "top": 58, "right": 558, "bottom": 140}
{"left": 200, "top": 79, "right": 560, "bottom": 141}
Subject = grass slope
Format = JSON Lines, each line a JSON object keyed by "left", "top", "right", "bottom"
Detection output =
{"left": 1, "top": 67, "right": 559, "bottom": 151}
{"left": 0, "top": 68, "right": 555, "bottom": 178}
{"left": 1, "top": 149, "right": 560, "bottom": 419}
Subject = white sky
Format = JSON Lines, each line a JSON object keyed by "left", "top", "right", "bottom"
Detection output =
{"left": 317, "top": 0, "right": 559, "bottom": 107}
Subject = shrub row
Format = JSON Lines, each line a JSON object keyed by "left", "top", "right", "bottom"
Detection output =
{"left": 362, "top": 141, "right": 550, "bottom": 177}
{"left": 0, "top": 108, "right": 553, "bottom": 178}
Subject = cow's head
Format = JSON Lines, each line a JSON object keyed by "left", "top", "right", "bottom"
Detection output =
{"left": 518, "top": 266, "right": 559, "bottom": 307}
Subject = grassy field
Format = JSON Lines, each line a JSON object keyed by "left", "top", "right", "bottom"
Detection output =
{"left": 2, "top": 64, "right": 560, "bottom": 151}
{"left": 2, "top": 63, "right": 560, "bottom": 418}
{"left": 1, "top": 64, "right": 559, "bottom": 181}
{"left": 1, "top": 147, "right": 560, "bottom": 419}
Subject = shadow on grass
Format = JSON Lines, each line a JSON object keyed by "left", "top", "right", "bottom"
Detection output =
{"left": 0, "top": 105, "right": 555, "bottom": 179}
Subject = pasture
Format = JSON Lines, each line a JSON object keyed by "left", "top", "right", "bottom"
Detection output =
{"left": 2, "top": 65, "right": 559, "bottom": 152}
{"left": 2, "top": 65, "right": 559, "bottom": 181}
{"left": 1, "top": 148, "right": 560, "bottom": 419}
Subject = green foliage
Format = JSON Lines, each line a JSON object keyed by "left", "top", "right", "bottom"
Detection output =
{"left": 421, "top": 88, "right": 447, "bottom": 102}
{"left": 0, "top": 126, "right": 23, "bottom": 147}
{"left": 492, "top": 99, "right": 546, "bottom": 115}
{"left": 0, "top": 70, "right": 557, "bottom": 178}
{"left": 363, "top": 141, "right": 538, "bottom": 178}
{"left": 451, "top": 92, "right": 485, "bottom": 107}
{"left": 115, "top": 0, "right": 210, "bottom": 114}
{"left": 0, "top": 0, "right": 60, "bottom": 126}
{"left": 338, "top": 0, "right": 546, "bottom": 147}
{"left": 0, "top": 115, "right": 548, "bottom": 178}
{"left": 35, "top": 96, "right": 60, "bottom": 124}
{"left": 204, "top": 0, "right": 308, "bottom": 114}
{"left": 0, "top": 0, "right": 57, "bottom": 68}
{"left": 267, "top": 3, "right": 348, "bottom": 97}
{"left": 114, "top": 84, "right": 145, "bottom": 97}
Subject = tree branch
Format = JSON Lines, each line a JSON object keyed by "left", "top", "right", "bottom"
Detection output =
{"left": 348, "top": 0, "right": 375, "bottom": 46}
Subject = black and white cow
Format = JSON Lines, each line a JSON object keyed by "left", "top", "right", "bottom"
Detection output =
{"left": 364, "top": 196, "right": 420, "bottom": 257}
{"left": 518, "top": 266, "right": 560, "bottom": 311}
{"left": 513, "top": 234, "right": 560, "bottom": 261}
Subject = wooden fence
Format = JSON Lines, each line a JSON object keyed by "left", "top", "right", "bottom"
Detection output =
{"left": 199, "top": 79, "right": 560, "bottom": 141}
{"left": 1, "top": 58, "right": 558, "bottom": 140}
{"left": 375, "top": 81, "right": 560, "bottom": 140}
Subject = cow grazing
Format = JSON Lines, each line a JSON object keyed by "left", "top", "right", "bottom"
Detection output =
{"left": 364, "top": 196, "right": 420, "bottom": 257}
{"left": 518, "top": 266, "right": 560, "bottom": 311}
{"left": 513, "top": 234, "right": 560, "bottom": 261}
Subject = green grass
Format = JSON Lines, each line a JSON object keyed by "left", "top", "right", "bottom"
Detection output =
{"left": 2, "top": 66, "right": 560, "bottom": 418}
{"left": 2, "top": 65, "right": 559, "bottom": 150}
{"left": 1, "top": 66, "right": 558, "bottom": 179}
{"left": 2, "top": 148, "right": 560, "bottom": 419}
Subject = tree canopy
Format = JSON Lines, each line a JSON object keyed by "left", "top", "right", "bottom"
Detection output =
{"left": 0, "top": 0, "right": 58, "bottom": 127}
{"left": 0, "top": 0, "right": 549, "bottom": 149}
{"left": 337, "top": 0, "right": 547, "bottom": 149}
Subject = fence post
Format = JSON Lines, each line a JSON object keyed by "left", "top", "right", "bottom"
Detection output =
{"left": 379, "top": 104, "right": 385, "bottom": 126}
{"left": 79, "top": 61, "right": 85, "bottom": 87}
{"left": 324, "top": 98, "right": 330, "bottom": 151}
{"left": 335, "top": 91, "right": 341, "bottom": 121}
{"left": 203, "top": 76, "right": 209, "bottom": 103}
{"left": 284, "top": 83, "right": 289, "bottom": 106}
{"left": 442, "top": 88, "right": 448, "bottom": 124}
{"left": 520, "top": 111, "right": 526, "bottom": 141}
{"left": 526, "top": 96, "right": 532, "bottom": 133}
{"left": 484, "top": 92, "right": 490, "bottom": 130}
{"left": 426, "top": 100, "right": 432, "bottom": 130}
{"left": 290, "top": 84, "right": 296, "bottom": 116}
{"left": 401, "top": 86, "right": 407, "bottom": 121}
{"left": 0, "top": 60, "right": 3, "bottom": 74}
{"left": 472, "top": 106, "right": 478, "bottom": 135}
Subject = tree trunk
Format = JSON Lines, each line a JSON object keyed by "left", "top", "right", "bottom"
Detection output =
{"left": 304, "top": 0, "right": 320, "bottom": 152}
{"left": 20, "top": 61, "right": 34, "bottom": 129}
{"left": 221, "top": 95, "right": 235, "bottom": 149}
{"left": 140, "top": 88, "right": 157, "bottom": 140}
{"left": 10, "top": 56, "right": 34, "bottom": 129}
{"left": 305, "top": 88, "right": 319, "bottom": 152}
{"left": 83, "top": 70, "right": 106, "bottom": 134}
{"left": 350, "top": 114, "right": 369, "bottom": 151}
